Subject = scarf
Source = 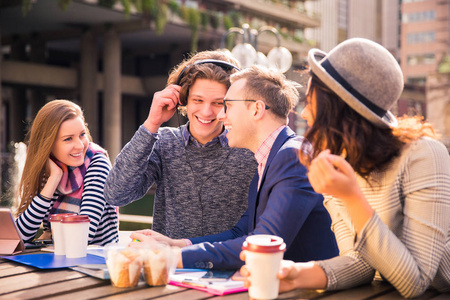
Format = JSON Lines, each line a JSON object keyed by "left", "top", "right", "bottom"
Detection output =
{"left": 49, "top": 142, "right": 106, "bottom": 215}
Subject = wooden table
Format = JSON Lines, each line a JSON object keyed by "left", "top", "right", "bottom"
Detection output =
{"left": 1, "top": 257, "right": 448, "bottom": 299}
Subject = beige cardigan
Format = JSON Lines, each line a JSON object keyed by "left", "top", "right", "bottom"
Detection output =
{"left": 316, "top": 137, "right": 450, "bottom": 298}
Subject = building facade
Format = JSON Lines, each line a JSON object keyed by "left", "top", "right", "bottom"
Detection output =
{"left": 0, "top": 0, "right": 319, "bottom": 201}
{"left": 304, "top": 0, "right": 348, "bottom": 52}
{"left": 303, "top": 0, "right": 436, "bottom": 120}
{"left": 401, "top": 0, "right": 450, "bottom": 86}
{"left": 427, "top": 72, "right": 450, "bottom": 149}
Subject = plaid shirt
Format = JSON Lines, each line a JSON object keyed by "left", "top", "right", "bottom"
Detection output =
{"left": 315, "top": 137, "right": 450, "bottom": 297}
{"left": 255, "top": 125, "right": 286, "bottom": 189}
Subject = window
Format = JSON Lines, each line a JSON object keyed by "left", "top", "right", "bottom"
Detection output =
{"left": 407, "top": 53, "right": 436, "bottom": 65}
{"left": 402, "top": 0, "right": 427, "bottom": 3}
{"left": 407, "top": 55, "right": 419, "bottom": 65}
{"left": 407, "top": 31, "right": 435, "bottom": 44}
{"left": 423, "top": 53, "right": 435, "bottom": 64}
{"left": 402, "top": 10, "right": 435, "bottom": 23}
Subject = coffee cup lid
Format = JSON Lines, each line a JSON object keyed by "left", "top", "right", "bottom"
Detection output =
{"left": 242, "top": 235, "right": 286, "bottom": 253}
{"left": 61, "top": 215, "right": 90, "bottom": 223}
{"left": 49, "top": 213, "right": 77, "bottom": 222}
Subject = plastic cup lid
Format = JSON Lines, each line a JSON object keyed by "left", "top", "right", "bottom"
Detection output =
{"left": 49, "top": 213, "right": 77, "bottom": 222}
{"left": 242, "top": 235, "right": 286, "bottom": 253}
{"left": 61, "top": 214, "right": 90, "bottom": 223}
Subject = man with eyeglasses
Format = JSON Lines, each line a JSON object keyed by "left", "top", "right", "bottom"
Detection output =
{"left": 131, "top": 65, "right": 338, "bottom": 270}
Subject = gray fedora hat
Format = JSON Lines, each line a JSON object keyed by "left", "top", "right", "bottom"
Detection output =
{"left": 308, "top": 38, "right": 403, "bottom": 128}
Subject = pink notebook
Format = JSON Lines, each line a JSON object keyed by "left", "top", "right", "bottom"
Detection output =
{"left": 169, "top": 271, "right": 247, "bottom": 296}
{"left": 169, "top": 280, "right": 247, "bottom": 296}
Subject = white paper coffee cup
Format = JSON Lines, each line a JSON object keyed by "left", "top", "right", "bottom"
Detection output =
{"left": 242, "top": 235, "right": 286, "bottom": 299}
{"left": 62, "top": 215, "right": 90, "bottom": 258}
{"left": 49, "top": 213, "right": 76, "bottom": 255}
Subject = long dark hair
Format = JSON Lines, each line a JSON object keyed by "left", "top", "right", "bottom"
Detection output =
{"left": 299, "top": 73, "right": 433, "bottom": 179}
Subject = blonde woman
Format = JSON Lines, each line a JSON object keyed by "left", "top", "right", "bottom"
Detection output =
{"left": 14, "top": 100, "right": 118, "bottom": 246}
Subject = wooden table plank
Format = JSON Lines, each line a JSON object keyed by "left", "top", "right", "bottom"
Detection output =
{"left": 0, "top": 264, "right": 35, "bottom": 277}
{"left": 276, "top": 288, "right": 326, "bottom": 299}
{"left": 1, "top": 257, "right": 449, "bottom": 300}
{"left": 150, "top": 288, "right": 224, "bottom": 300}
{"left": 43, "top": 283, "right": 146, "bottom": 300}
{"left": 0, "top": 261, "right": 19, "bottom": 270}
{"left": 99, "top": 284, "right": 193, "bottom": 300}
{"left": 0, "top": 269, "right": 85, "bottom": 295}
{"left": 216, "top": 291, "right": 255, "bottom": 299}
{"left": 99, "top": 282, "right": 250, "bottom": 300}
{"left": 374, "top": 289, "right": 441, "bottom": 299}
{"left": 1, "top": 277, "right": 109, "bottom": 299}
{"left": 430, "top": 294, "right": 450, "bottom": 299}
{"left": 43, "top": 281, "right": 191, "bottom": 299}
{"left": 310, "top": 281, "right": 395, "bottom": 300}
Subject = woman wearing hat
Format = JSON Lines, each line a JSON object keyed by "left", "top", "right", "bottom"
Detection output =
{"left": 240, "top": 38, "right": 450, "bottom": 298}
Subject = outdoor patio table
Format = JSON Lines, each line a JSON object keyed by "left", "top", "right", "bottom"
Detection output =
{"left": 0, "top": 257, "right": 448, "bottom": 299}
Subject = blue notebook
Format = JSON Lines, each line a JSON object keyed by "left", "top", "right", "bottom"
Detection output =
{"left": 1, "top": 253, "right": 105, "bottom": 269}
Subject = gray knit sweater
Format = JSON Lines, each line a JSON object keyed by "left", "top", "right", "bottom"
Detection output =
{"left": 104, "top": 125, "right": 257, "bottom": 239}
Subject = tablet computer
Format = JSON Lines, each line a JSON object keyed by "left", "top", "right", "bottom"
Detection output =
{"left": 0, "top": 208, "right": 25, "bottom": 255}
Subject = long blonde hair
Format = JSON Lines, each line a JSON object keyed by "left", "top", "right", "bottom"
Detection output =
{"left": 13, "top": 100, "right": 91, "bottom": 217}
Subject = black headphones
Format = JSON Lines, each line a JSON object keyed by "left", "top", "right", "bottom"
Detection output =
{"left": 175, "top": 59, "right": 240, "bottom": 86}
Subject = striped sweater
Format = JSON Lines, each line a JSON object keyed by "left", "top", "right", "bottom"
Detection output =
{"left": 315, "top": 137, "right": 450, "bottom": 298}
{"left": 16, "top": 153, "right": 119, "bottom": 246}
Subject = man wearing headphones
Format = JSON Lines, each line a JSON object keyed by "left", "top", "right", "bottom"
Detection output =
{"left": 104, "top": 51, "right": 257, "bottom": 241}
{"left": 130, "top": 66, "right": 338, "bottom": 269}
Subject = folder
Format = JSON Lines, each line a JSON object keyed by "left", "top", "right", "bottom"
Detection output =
{"left": 1, "top": 253, "right": 105, "bottom": 269}
{"left": 70, "top": 264, "right": 109, "bottom": 279}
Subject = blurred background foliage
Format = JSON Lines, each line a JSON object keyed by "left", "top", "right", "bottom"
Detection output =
{"left": 21, "top": 0, "right": 243, "bottom": 52}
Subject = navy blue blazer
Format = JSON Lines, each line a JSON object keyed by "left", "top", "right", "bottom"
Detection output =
{"left": 183, "top": 127, "right": 338, "bottom": 269}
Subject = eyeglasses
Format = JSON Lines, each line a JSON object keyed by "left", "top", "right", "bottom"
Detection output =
{"left": 223, "top": 99, "right": 271, "bottom": 113}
